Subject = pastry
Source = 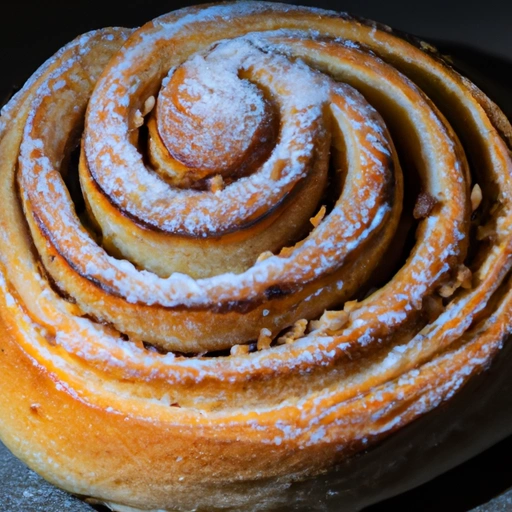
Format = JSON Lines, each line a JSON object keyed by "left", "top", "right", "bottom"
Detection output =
{"left": 0, "top": 2, "right": 511, "bottom": 511}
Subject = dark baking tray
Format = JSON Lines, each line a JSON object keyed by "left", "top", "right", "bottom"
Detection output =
{"left": 1, "top": 2, "right": 511, "bottom": 511}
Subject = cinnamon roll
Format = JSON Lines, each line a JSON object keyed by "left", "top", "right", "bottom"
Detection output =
{"left": 0, "top": 2, "right": 511, "bottom": 511}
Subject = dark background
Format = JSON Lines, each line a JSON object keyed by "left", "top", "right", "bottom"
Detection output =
{"left": 1, "top": 0, "right": 511, "bottom": 99}
{"left": 1, "top": 1, "right": 512, "bottom": 511}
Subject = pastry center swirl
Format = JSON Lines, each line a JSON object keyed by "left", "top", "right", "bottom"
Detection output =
{"left": 154, "top": 44, "right": 278, "bottom": 187}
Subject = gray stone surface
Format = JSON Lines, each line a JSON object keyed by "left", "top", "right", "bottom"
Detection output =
{"left": 471, "top": 490, "right": 512, "bottom": 512}
{"left": 0, "top": 441, "right": 93, "bottom": 511}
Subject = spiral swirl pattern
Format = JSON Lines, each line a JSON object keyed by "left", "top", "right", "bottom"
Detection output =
{"left": 1, "top": 2, "right": 512, "bottom": 511}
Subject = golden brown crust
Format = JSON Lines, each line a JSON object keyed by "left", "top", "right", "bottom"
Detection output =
{"left": 1, "top": 2, "right": 512, "bottom": 511}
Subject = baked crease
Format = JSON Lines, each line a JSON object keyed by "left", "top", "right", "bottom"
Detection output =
{"left": 0, "top": 2, "right": 511, "bottom": 511}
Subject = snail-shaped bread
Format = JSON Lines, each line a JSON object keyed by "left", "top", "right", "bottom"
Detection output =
{"left": 0, "top": 2, "right": 511, "bottom": 510}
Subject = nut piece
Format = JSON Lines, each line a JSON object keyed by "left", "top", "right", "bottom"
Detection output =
{"left": 413, "top": 191, "right": 438, "bottom": 219}
{"left": 230, "top": 344, "right": 250, "bottom": 356}
{"left": 343, "top": 300, "right": 359, "bottom": 314}
{"left": 257, "top": 328, "right": 272, "bottom": 351}
{"left": 310, "top": 309, "right": 349, "bottom": 333}
{"left": 438, "top": 265, "right": 472, "bottom": 297}
{"left": 256, "top": 251, "right": 273, "bottom": 263}
{"left": 277, "top": 319, "right": 308, "bottom": 345}
{"left": 457, "top": 265, "right": 473, "bottom": 290}
{"left": 142, "top": 95, "right": 156, "bottom": 116}
{"left": 471, "top": 183, "right": 483, "bottom": 212}
{"left": 132, "top": 109, "right": 144, "bottom": 129}
{"left": 476, "top": 223, "right": 497, "bottom": 242}
{"left": 209, "top": 174, "right": 224, "bottom": 194}
{"left": 310, "top": 205, "right": 326, "bottom": 228}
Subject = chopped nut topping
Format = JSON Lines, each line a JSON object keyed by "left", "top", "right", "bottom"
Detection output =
{"left": 457, "top": 265, "right": 472, "bottom": 289}
{"left": 277, "top": 319, "right": 308, "bottom": 345}
{"left": 230, "top": 344, "right": 250, "bottom": 356}
{"left": 310, "top": 205, "right": 326, "bottom": 228}
{"left": 132, "top": 109, "right": 144, "bottom": 128}
{"left": 257, "top": 328, "right": 272, "bottom": 350}
{"left": 129, "top": 335, "right": 145, "bottom": 350}
{"left": 209, "top": 174, "right": 224, "bottom": 194}
{"left": 470, "top": 184, "right": 483, "bottom": 212}
{"left": 476, "top": 223, "right": 497, "bottom": 242}
{"left": 420, "top": 40, "right": 437, "bottom": 53}
{"left": 142, "top": 95, "right": 156, "bottom": 116}
{"left": 256, "top": 251, "right": 273, "bottom": 263}
{"left": 438, "top": 265, "right": 472, "bottom": 297}
{"left": 271, "top": 159, "right": 287, "bottom": 180}
{"left": 310, "top": 309, "right": 349, "bottom": 333}
{"left": 413, "top": 192, "right": 438, "bottom": 219}
{"left": 438, "top": 284, "right": 455, "bottom": 298}
{"left": 323, "top": 310, "right": 349, "bottom": 330}
{"left": 132, "top": 97, "right": 155, "bottom": 129}
{"left": 343, "top": 300, "right": 359, "bottom": 314}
